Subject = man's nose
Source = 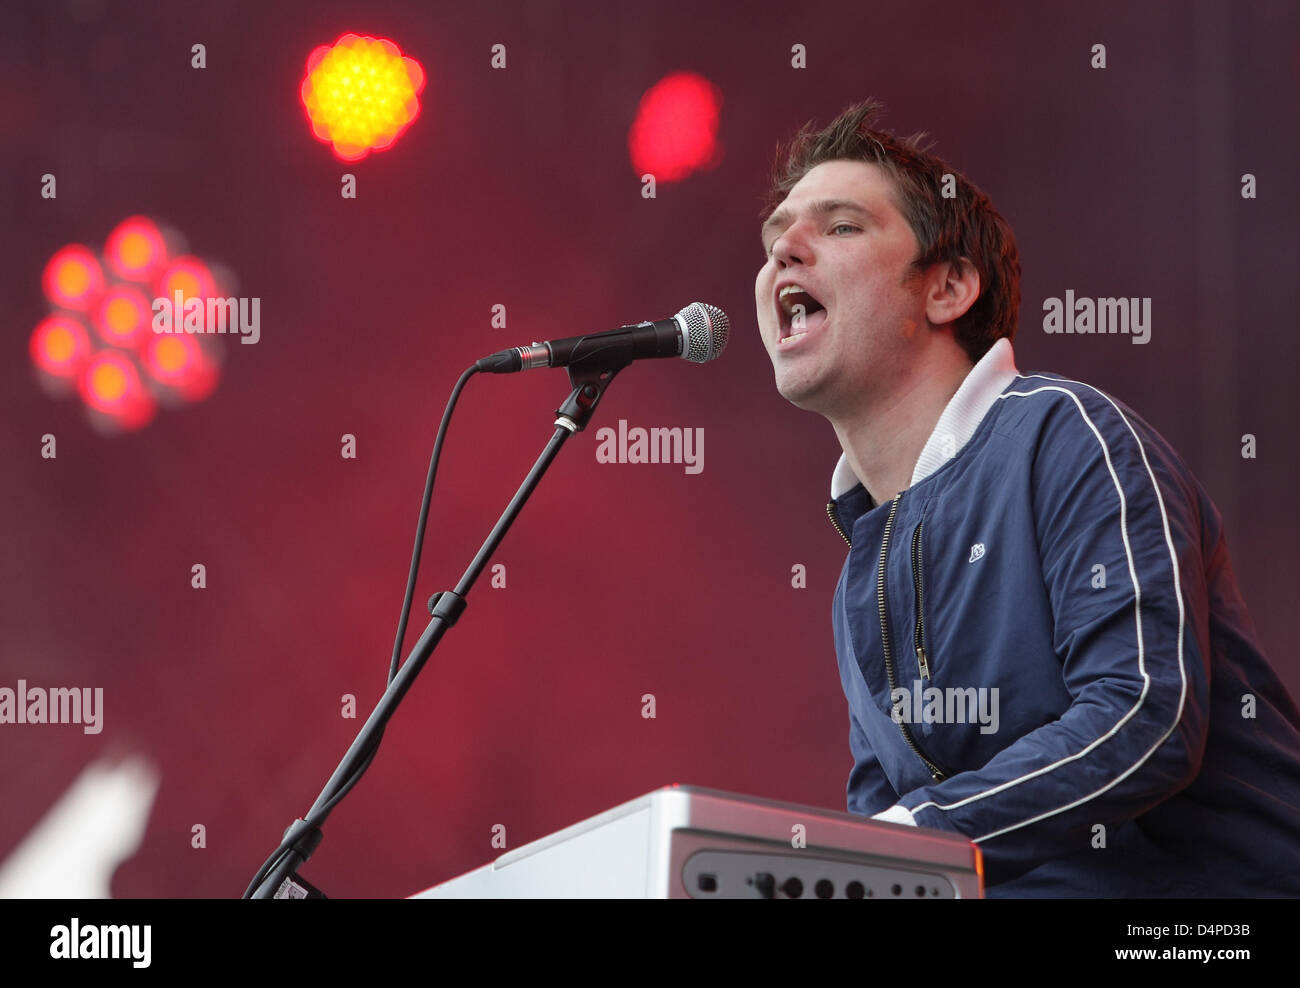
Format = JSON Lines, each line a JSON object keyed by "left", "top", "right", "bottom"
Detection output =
{"left": 770, "top": 225, "right": 809, "bottom": 267}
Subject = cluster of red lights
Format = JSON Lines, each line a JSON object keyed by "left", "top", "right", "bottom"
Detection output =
{"left": 29, "top": 217, "right": 223, "bottom": 431}
{"left": 301, "top": 34, "right": 425, "bottom": 161}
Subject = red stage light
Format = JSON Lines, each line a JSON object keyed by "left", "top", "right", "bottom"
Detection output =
{"left": 43, "top": 245, "right": 105, "bottom": 311}
{"left": 151, "top": 336, "right": 192, "bottom": 376}
{"left": 34, "top": 218, "right": 231, "bottom": 430}
{"left": 78, "top": 351, "right": 154, "bottom": 429}
{"left": 141, "top": 334, "right": 219, "bottom": 401}
{"left": 82, "top": 352, "right": 132, "bottom": 408}
{"left": 95, "top": 285, "right": 152, "bottom": 348}
{"left": 301, "top": 33, "right": 425, "bottom": 161}
{"left": 105, "top": 216, "right": 168, "bottom": 281}
{"left": 156, "top": 257, "right": 216, "bottom": 303}
{"left": 628, "top": 72, "right": 723, "bottom": 183}
{"left": 30, "top": 315, "right": 92, "bottom": 377}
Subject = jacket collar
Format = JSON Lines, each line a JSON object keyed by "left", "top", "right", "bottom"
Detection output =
{"left": 830, "top": 337, "right": 1020, "bottom": 502}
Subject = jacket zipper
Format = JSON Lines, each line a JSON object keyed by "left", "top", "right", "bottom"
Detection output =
{"left": 912, "top": 521, "right": 931, "bottom": 680}
{"left": 879, "top": 495, "right": 949, "bottom": 782}
{"left": 826, "top": 501, "right": 851, "bottom": 546}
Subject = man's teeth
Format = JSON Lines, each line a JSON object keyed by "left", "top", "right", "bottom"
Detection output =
{"left": 779, "top": 332, "right": 807, "bottom": 345}
{"left": 779, "top": 285, "right": 807, "bottom": 300}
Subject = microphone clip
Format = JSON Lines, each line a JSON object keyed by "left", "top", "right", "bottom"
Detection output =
{"left": 554, "top": 357, "right": 628, "bottom": 433}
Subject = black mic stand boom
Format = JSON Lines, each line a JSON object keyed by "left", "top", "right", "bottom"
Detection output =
{"left": 248, "top": 356, "right": 626, "bottom": 899}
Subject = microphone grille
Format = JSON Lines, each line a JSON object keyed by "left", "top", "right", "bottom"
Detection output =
{"left": 677, "top": 302, "right": 730, "bottom": 363}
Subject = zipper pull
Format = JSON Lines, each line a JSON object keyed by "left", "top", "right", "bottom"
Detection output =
{"left": 916, "top": 644, "right": 931, "bottom": 680}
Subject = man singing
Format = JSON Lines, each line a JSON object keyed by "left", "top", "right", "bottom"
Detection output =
{"left": 755, "top": 99, "right": 1300, "bottom": 896}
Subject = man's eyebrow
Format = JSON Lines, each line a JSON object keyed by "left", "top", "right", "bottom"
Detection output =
{"left": 761, "top": 199, "right": 874, "bottom": 246}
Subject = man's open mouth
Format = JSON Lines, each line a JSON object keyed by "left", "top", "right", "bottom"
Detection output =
{"left": 777, "top": 284, "right": 828, "bottom": 344}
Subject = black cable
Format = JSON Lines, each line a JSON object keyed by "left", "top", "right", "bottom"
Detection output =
{"left": 387, "top": 365, "right": 478, "bottom": 683}
{"left": 242, "top": 364, "right": 478, "bottom": 898}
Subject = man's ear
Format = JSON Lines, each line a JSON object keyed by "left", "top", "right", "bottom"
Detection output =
{"left": 925, "top": 257, "right": 981, "bottom": 326}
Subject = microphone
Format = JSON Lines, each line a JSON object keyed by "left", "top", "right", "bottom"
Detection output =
{"left": 475, "top": 302, "right": 729, "bottom": 373}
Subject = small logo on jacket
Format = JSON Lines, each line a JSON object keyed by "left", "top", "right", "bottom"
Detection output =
{"left": 968, "top": 543, "right": 985, "bottom": 563}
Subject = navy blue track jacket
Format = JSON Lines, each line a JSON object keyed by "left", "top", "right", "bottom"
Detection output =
{"left": 829, "top": 338, "right": 1300, "bottom": 896}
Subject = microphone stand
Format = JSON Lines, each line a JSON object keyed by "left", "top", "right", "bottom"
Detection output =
{"left": 249, "top": 358, "right": 626, "bottom": 899}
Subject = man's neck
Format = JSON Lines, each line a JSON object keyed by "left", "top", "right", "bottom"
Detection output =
{"left": 829, "top": 347, "right": 975, "bottom": 506}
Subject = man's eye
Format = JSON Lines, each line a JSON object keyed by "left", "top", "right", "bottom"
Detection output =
{"left": 831, "top": 223, "right": 858, "bottom": 235}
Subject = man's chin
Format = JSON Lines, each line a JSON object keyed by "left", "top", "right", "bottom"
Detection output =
{"left": 775, "top": 375, "right": 827, "bottom": 413}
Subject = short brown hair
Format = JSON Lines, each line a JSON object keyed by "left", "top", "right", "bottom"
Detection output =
{"left": 765, "top": 99, "right": 1020, "bottom": 363}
